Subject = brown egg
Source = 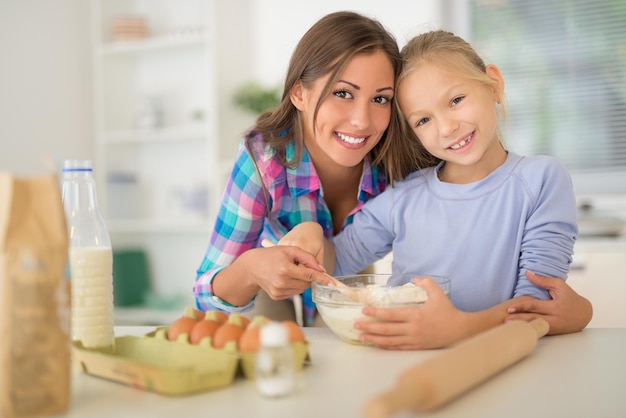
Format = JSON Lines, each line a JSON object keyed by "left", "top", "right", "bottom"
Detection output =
{"left": 212, "top": 313, "right": 251, "bottom": 349}
{"left": 189, "top": 318, "right": 221, "bottom": 345}
{"left": 167, "top": 307, "right": 199, "bottom": 342}
{"left": 239, "top": 315, "right": 270, "bottom": 352}
{"left": 167, "top": 317, "right": 197, "bottom": 342}
{"left": 281, "top": 320, "right": 306, "bottom": 343}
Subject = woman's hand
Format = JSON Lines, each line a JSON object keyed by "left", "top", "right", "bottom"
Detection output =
{"left": 354, "top": 276, "right": 471, "bottom": 350}
{"left": 505, "top": 270, "right": 593, "bottom": 335}
{"left": 215, "top": 244, "right": 332, "bottom": 306}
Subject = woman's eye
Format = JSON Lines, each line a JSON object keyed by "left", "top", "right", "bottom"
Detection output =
{"left": 334, "top": 90, "right": 353, "bottom": 99}
{"left": 451, "top": 96, "right": 464, "bottom": 106}
{"left": 373, "top": 95, "right": 391, "bottom": 105}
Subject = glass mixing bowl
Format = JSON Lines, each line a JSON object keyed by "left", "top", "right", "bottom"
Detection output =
{"left": 312, "top": 273, "right": 450, "bottom": 345}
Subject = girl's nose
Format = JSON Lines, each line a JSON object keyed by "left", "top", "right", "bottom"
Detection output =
{"left": 439, "top": 114, "right": 459, "bottom": 138}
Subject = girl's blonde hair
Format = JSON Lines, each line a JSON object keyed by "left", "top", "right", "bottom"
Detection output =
{"left": 246, "top": 11, "right": 425, "bottom": 184}
{"left": 398, "top": 30, "right": 506, "bottom": 164}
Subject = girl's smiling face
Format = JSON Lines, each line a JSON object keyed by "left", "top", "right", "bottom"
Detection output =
{"left": 291, "top": 50, "right": 395, "bottom": 169}
{"left": 398, "top": 62, "right": 506, "bottom": 183}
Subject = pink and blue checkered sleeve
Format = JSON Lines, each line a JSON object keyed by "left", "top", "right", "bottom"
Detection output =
{"left": 193, "top": 143, "right": 268, "bottom": 312}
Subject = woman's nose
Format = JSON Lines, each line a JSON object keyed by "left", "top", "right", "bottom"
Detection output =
{"left": 350, "top": 101, "right": 372, "bottom": 130}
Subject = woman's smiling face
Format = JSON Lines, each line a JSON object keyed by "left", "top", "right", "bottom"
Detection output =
{"left": 291, "top": 50, "right": 395, "bottom": 168}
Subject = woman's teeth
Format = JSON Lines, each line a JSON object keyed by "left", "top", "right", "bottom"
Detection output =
{"left": 337, "top": 132, "right": 366, "bottom": 144}
{"left": 450, "top": 134, "right": 472, "bottom": 150}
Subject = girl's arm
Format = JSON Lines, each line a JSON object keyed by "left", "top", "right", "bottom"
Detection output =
{"left": 355, "top": 276, "right": 517, "bottom": 350}
{"left": 277, "top": 221, "right": 337, "bottom": 273}
{"left": 356, "top": 271, "right": 593, "bottom": 350}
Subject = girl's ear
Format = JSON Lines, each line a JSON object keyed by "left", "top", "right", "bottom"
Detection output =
{"left": 486, "top": 64, "right": 505, "bottom": 102}
{"left": 290, "top": 80, "right": 305, "bottom": 111}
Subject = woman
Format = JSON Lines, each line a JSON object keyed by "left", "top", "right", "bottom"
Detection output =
{"left": 193, "top": 11, "right": 432, "bottom": 325}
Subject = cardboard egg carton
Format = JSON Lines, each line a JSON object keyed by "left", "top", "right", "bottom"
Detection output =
{"left": 72, "top": 326, "right": 310, "bottom": 395}
{"left": 147, "top": 326, "right": 310, "bottom": 380}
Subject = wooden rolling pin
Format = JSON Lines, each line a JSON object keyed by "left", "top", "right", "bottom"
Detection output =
{"left": 363, "top": 318, "right": 550, "bottom": 418}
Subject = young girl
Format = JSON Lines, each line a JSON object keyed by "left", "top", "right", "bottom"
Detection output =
{"left": 281, "top": 30, "right": 588, "bottom": 348}
{"left": 193, "top": 12, "right": 433, "bottom": 326}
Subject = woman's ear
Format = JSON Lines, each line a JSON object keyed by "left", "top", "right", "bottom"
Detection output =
{"left": 486, "top": 64, "right": 505, "bottom": 102}
{"left": 290, "top": 80, "right": 305, "bottom": 111}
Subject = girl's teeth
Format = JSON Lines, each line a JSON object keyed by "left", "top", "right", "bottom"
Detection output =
{"left": 450, "top": 134, "right": 472, "bottom": 150}
{"left": 337, "top": 132, "right": 365, "bottom": 144}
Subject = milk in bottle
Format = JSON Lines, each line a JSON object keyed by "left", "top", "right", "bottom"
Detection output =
{"left": 62, "top": 160, "right": 115, "bottom": 350}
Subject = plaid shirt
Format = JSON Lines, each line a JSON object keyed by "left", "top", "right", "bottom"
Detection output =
{"left": 194, "top": 132, "right": 386, "bottom": 325}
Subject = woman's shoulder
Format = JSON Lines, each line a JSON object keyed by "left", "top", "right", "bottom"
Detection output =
{"left": 239, "top": 131, "right": 297, "bottom": 188}
{"left": 244, "top": 131, "right": 279, "bottom": 160}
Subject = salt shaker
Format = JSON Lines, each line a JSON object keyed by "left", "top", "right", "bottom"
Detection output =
{"left": 255, "top": 322, "right": 296, "bottom": 397}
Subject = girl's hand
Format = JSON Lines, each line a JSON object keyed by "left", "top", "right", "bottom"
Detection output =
{"left": 506, "top": 270, "right": 593, "bottom": 335}
{"left": 354, "top": 276, "right": 469, "bottom": 350}
{"left": 277, "top": 221, "right": 326, "bottom": 265}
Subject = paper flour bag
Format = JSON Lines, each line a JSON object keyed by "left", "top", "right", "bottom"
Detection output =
{"left": 0, "top": 173, "right": 70, "bottom": 418}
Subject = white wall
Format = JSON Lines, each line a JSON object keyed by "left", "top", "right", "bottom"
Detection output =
{"left": 0, "top": 0, "right": 93, "bottom": 176}
{"left": 0, "top": 0, "right": 444, "bottom": 177}
{"left": 249, "top": 0, "right": 443, "bottom": 88}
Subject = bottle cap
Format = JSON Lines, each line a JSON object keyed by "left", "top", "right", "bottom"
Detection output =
{"left": 260, "top": 322, "right": 288, "bottom": 347}
{"left": 63, "top": 160, "right": 93, "bottom": 172}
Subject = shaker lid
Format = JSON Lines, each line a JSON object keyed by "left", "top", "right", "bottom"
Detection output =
{"left": 260, "top": 322, "right": 289, "bottom": 347}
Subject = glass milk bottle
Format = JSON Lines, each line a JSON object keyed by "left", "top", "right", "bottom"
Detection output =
{"left": 61, "top": 160, "right": 115, "bottom": 350}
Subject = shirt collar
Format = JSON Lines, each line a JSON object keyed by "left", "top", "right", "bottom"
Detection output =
{"left": 285, "top": 141, "right": 385, "bottom": 201}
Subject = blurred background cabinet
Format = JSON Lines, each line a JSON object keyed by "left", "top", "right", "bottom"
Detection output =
{"left": 90, "top": 0, "right": 252, "bottom": 324}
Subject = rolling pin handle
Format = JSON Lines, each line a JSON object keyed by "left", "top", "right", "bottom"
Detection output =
{"left": 529, "top": 318, "right": 550, "bottom": 338}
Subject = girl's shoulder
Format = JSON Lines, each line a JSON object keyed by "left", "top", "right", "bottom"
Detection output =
{"left": 511, "top": 152, "right": 570, "bottom": 178}
{"left": 508, "top": 152, "right": 573, "bottom": 195}
{"left": 379, "top": 166, "right": 433, "bottom": 199}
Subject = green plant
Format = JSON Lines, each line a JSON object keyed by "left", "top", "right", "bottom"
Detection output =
{"left": 233, "top": 82, "right": 281, "bottom": 115}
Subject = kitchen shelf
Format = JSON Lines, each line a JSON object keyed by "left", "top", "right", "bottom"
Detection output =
{"left": 99, "top": 125, "right": 207, "bottom": 144}
{"left": 90, "top": 0, "right": 252, "bottom": 325}
{"left": 99, "top": 32, "right": 207, "bottom": 55}
{"left": 108, "top": 218, "right": 212, "bottom": 234}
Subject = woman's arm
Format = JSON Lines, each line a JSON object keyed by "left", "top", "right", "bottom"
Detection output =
{"left": 505, "top": 271, "right": 592, "bottom": 334}
{"left": 193, "top": 143, "right": 267, "bottom": 310}
{"left": 194, "top": 146, "right": 330, "bottom": 311}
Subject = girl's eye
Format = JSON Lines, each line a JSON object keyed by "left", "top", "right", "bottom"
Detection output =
{"left": 373, "top": 95, "right": 391, "bottom": 105}
{"left": 334, "top": 90, "right": 353, "bottom": 99}
{"left": 416, "top": 117, "right": 430, "bottom": 127}
{"left": 451, "top": 96, "right": 464, "bottom": 106}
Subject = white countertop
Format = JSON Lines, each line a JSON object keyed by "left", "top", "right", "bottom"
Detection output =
{"left": 57, "top": 327, "right": 626, "bottom": 418}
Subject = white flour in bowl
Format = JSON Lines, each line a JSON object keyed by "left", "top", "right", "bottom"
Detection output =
{"left": 317, "top": 283, "right": 428, "bottom": 345}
